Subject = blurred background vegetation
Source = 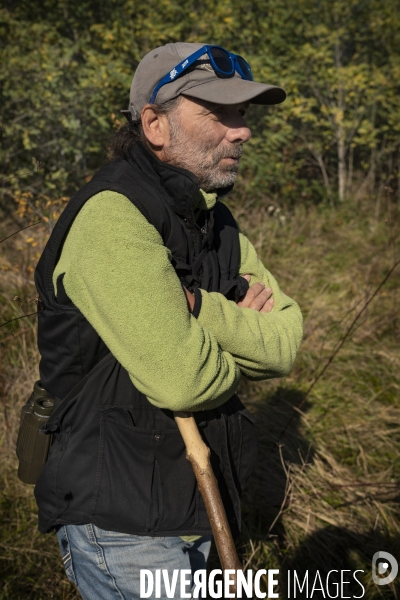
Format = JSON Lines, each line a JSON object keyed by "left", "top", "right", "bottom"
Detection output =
{"left": 1, "top": 0, "right": 400, "bottom": 598}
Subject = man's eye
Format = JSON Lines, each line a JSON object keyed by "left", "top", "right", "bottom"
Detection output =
{"left": 212, "top": 106, "right": 225, "bottom": 115}
{"left": 239, "top": 109, "right": 246, "bottom": 117}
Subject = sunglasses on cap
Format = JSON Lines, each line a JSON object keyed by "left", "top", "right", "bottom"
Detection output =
{"left": 149, "top": 45, "right": 254, "bottom": 104}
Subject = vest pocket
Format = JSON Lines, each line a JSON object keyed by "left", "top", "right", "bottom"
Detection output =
{"left": 153, "top": 428, "right": 198, "bottom": 532}
{"left": 91, "top": 412, "right": 156, "bottom": 533}
{"left": 91, "top": 409, "right": 198, "bottom": 534}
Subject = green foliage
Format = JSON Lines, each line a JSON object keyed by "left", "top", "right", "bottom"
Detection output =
{"left": 1, "top": 0, "right": 400, "bottom": 211}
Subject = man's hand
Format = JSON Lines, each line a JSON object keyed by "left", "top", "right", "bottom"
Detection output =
{"left": 237, "top": 274, "right": 274, "bottom": 313}
{"left": 182, "top": 275, "right": 274, "bottom": 314}
{"left": 182, "top": 285, "right": 195, "bottom": 312}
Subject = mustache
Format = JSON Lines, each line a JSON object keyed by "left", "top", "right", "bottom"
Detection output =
{"left": 213, "top": 144, "right": 243, "bottom": 161}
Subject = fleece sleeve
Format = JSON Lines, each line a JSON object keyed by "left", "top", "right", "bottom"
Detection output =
{"left": 196, "top": 228, "right": 303, "bottom": 380}
{"left": 53, "top": 191, "right": 240, "bottom": 412}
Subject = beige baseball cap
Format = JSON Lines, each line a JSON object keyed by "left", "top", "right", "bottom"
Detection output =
{"left": 122, "top": 42, "right": 286, "bottom": 121}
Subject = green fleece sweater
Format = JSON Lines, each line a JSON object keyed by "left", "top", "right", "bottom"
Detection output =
{"left": 53, "top": 190, "right": 303, "bottom": 412}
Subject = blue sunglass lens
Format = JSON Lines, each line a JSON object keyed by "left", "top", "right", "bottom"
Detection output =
{"left": 210, "top": 47, "right": 233, "bottom": 74}
{"left": 236, "top": 56, "right": 253, "bottom": 81}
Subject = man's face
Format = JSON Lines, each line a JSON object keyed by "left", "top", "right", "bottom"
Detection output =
{"left": 162, "top": 96, "right": 251, "bottom": 191}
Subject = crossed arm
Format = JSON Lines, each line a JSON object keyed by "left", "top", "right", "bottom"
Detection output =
{"left": 54, "top": 191, "right": 303, "bottom": 411}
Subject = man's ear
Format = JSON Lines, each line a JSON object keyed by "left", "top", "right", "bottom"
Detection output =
{"left": 141, "top": 104, "right": 170, "bottom": 149}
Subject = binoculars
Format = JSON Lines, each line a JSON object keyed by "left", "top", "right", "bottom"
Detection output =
{"left": 16, "top": 381, "right": 55, "bottom": 484}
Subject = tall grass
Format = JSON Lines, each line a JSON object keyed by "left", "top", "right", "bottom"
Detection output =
{"left": 1, "top": 193, "right": 399, "bottom": 598}
{"left": 0, "top": 220, "right": 79, "bottom": 599}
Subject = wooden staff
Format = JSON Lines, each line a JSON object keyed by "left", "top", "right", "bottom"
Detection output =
{"left": 174, "top": 411, "right": 242, "bottom": 596}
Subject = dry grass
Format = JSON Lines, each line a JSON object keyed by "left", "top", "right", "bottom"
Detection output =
{"left": 1, "top": 193, "right": 399, "bottom": 598}
{"left": 0, "top": 223, "right": 79, "bottom": 599}
{"left": 229, "top": 192, "right": 400, "bottom": 598}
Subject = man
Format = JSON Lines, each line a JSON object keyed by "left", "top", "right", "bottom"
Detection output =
{"left": 34, "top": 42, "right": 303, "bottom": 599}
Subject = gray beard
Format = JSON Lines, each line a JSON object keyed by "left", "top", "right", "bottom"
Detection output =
{"left": 163, "top": 113, "right": 243, "bottom": 191}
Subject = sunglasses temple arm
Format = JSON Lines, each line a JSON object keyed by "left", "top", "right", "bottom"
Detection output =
{"left": 149, "top": 45, "right": 211, "bottom": 104}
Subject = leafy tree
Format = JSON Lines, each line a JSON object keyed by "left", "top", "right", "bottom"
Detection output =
{"left": 285, "top": 0, "right": 400, "bottom": 202}
{"left": 1, "top": 0, "right": 399, "bottom": 214}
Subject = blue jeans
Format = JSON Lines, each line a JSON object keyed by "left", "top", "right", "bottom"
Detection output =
{"left": 56, "top": 524, "right": 212, "bottom": 600}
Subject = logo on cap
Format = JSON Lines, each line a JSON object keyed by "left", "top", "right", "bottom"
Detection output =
{"left": 169, "top": 68, "right": 178, "bottom": 80}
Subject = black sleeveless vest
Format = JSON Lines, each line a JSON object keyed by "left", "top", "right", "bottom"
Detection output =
{"left": 34, "top": 143, "right": 258, "bottom": 537}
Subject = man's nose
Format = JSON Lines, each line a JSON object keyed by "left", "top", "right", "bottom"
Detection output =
{"left": 225, "top": 119, "right": 252, "bottom": 144}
